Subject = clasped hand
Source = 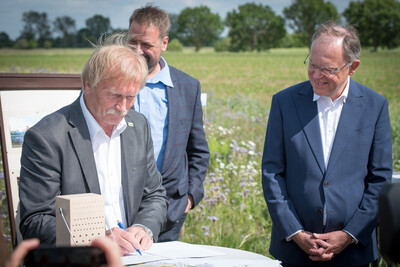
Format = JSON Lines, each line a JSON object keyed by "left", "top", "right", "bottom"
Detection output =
{"left": 108, "top": 226, "right": 153, "bottom": 255}
{"left": 292, "top": 230, "right": 353, "bottom": 261}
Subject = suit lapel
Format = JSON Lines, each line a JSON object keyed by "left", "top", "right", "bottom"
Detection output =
{"left": 326, "top": 80, "right": 364, "bottom": 175}
{"left": 293, "top": 83, "right": 325, "bottom": 174}
{"left": 68, "top": 97, "right": 101, "bottom": 194}
{"left": 120, "top": 116, "right": 135, "bottom": 224}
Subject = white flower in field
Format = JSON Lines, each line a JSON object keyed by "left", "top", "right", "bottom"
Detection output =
{"left": 248, "top": 141, "right": 256, "bottom": 147}
{"left": 240, "top": 165, "right": 245, "bottom": 169}
{"left": 219, "top": 162, "right": 225, "bottom": 169}
{"left": 247, "top": 164, "right": 255, "bottom": 170}
{"left": 249, "top": 214, "right": 253, "bottom": 220}
{"left": 248, "top": 150, "right": 255, "bottom": 155}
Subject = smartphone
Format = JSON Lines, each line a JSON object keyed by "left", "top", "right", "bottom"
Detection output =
{"left": 24, "top": 246, "right": 107, "bottom": 267}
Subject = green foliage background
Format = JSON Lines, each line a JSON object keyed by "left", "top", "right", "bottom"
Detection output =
{"left": 0, "top": 47, "right": 399, "bottom": 264}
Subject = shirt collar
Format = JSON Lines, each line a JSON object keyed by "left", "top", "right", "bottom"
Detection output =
{"left": 147, "top": 56, "right": 173, "bottom": 87}
{"left": 79, "top": 94, "right": 127, "bottom": 139}
{"left": 313, "top": 76, "right": 350, "bottom": 103}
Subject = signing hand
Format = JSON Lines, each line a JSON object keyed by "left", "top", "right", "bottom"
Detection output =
{"left": 108, "top": 226, "right": 152, "bottom": 255}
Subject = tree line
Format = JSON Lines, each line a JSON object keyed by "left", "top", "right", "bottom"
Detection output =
{"left": 0, "top": 0, "right": 399, "bottom": 52}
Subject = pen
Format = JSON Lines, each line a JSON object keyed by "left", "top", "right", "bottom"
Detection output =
{"left": 117, "top": 221, "right": 142, "bottom": 256}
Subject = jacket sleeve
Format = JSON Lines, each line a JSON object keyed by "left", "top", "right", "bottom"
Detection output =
{"left": 343, "top": 97, "right": 392, "bottom": 245}
{"left": 186, "top": 80, "right": 210, "bottom": 208}
{"left": 261, "top": 94, "right": 304, "bottom": 241}
{"left": 19, "top": 127, "right": 60, "bottom": 245}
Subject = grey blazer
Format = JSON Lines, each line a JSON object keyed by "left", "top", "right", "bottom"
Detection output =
{"left": 19, "top": 97, "right": 168, "bottom": 245}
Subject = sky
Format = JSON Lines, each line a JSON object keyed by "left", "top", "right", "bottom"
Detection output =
{"left": 0, "top": 0, "right": 353, "bottom": 40}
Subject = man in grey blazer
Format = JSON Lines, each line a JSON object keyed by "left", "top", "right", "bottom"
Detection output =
{"left": 19, "top": 33, "right": 168, "bottom": 254}
{"left": 262, "top": 21, "right": 392, "bottom": 266}
{"left": 127, "top": 5, "right": 210, "bottom": 242}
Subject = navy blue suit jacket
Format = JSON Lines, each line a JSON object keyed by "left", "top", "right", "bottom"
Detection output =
{"left": 150, "top": 66, "right": 209, "bottom": 223}
{"left": 262, "top": 79, "right": 392, "bottom": 265}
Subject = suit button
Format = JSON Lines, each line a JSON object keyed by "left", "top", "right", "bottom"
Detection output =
{"left": 324, "top": 181, "right": 329, "bottom": 187}
{"left": 318, "top": 209, "right": 323, "bottom": 214}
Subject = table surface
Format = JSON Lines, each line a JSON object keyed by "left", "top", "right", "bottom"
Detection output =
{"left": 137, "top": 243, "right": 282, "bottom": 267}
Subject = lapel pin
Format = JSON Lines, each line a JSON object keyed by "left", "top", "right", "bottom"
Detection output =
{"left": 128, "top": 122, "right": 134, "bottom": 127}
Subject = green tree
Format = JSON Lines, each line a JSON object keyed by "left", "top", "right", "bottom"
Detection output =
{"left": 13, "top": 38, "right": 29, "bottom": 49}
{"left": 53, "top": 16, "right": 77, "bottom": 47}
{"left": 76, "top": 28, "right": 95, "bottom": 47}
{"left": 168, "top": 13, "right": 179, "bottom": 42}
{"left": 226, "top": 3, "right": 286, "bottom": 52}
{"left": 344, "top": 0, "right": 400, "bottom": 52}
{"left": 21, "top": 11, "right": 51, "bottom": 47}
{"left": 85, "top": 15, "right": 112, "bottom": 41}
{"left": 214, "top": 37, "right": 231, "bottom": 52}
{"left": 177, "top": 6, "right": 223, "bottom": 52}
{"left": 167, "top": 38, "right": 184, "bottom": 52}
{"left": 283, "top": 0, "right": 339, "bottom": 46}
{"left": 0, "top": 32, "right": 13, "bottom": 48}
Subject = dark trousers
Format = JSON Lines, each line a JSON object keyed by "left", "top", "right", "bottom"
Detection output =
{"left": 157, "top": 212, "right": 187, "bottom": 242}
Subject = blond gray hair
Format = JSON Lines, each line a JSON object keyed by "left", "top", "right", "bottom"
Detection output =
{"left": 81, "top": 33, "right": 148, "bottom": 92}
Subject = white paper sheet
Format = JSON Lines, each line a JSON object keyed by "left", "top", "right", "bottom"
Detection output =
{"left": 121, "top": 241, "right": 225, "bottom": 265}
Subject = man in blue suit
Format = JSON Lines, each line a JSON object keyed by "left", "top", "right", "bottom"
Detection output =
{"left": 127, "top": 5, "right": 210, "bottom": 242}
{"left": 262, "top": 21, "right": 392, "bottom": 266}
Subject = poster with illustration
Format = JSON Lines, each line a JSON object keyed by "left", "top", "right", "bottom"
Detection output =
{"left": 9, "top": 116, "right": 41, "bottom": 148}
{"left": 0, "top": 73, "right": 81, "bottom": 246}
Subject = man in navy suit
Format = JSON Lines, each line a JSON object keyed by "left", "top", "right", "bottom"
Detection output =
{"left": 262, "top": 21, "right": 392, "bottom": 266}
{"left": 127, "top": 5, "right": 210, "bottom": 242}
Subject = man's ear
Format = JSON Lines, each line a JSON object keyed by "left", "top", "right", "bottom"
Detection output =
{"left": 83, "top": 81, "right": 92, "bottom": 95}
{"left": 161, "top": 36, "right": 169, "bottom": 52}
{"left": 349, "top": 59, "right": 360, "bottom": 76}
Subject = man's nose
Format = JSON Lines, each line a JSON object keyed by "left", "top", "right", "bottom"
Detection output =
{"left": 135, "top": 44, "right": 143, "bottom": 55}
{"left": 116, "top": 98, "right": 127, "bottom": 112}
{"left": 311, "top": 67, "right": 324, "bottom": 78}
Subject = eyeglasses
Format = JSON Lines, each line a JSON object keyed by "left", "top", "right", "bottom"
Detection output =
{"left": 304, "top": 53, "right": 350, "bottom": 77}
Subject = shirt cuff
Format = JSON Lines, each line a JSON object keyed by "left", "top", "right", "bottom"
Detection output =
{"left": 343, "top": 230, "right": 358, "bottom": 244}
{"left": 286, "top": 230, "right": 303, "bottom": 242}
{"left": 132, "top": 224, "right": 154, "bottom": 241}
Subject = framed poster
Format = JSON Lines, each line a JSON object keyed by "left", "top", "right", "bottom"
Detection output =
{"left": 0, "top": 73, "right": 81, "bottom": 247}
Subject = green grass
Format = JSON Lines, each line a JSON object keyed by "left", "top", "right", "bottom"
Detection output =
{"left": 1, "top": 47, "right": 400, "bottom": 263}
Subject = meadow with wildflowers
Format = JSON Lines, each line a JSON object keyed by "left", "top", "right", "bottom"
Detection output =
{"left": 1, "top": 47, "right": 400, "bottom": 262}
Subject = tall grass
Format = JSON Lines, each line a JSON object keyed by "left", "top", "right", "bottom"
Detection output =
{"left": 1, "top": 47, "right": 399, "bottom": 262}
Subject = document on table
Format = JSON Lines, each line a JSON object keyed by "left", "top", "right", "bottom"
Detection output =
{"left": 121, "top": 241, "right": 225, "bottom": 265}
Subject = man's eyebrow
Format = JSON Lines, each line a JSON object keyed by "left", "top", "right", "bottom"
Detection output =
{"left": 128, "top": 33, "right": 144, "bottom": 39}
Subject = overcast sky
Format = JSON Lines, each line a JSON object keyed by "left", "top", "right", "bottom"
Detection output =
{"left": 0, "top": 0, "right": 352, "bottom": 40}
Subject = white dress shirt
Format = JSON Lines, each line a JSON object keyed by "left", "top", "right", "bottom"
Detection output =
{"left": 314, "top": 76, "right": 350, "bottom": 168}
{"left": 80, "top": 95, "right": 127, "bottom": 230}
{"left": 313, "top": 76, "right": 357, "bottom": 242}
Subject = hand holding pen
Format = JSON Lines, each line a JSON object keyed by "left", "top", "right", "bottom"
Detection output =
{"left": 117, "top": 221, "right": 142, "bottom": 256}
